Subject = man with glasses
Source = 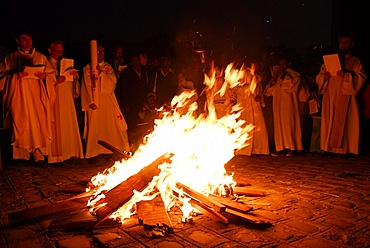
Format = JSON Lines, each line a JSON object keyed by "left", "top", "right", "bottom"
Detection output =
{"left": 47, "top": 40, "right": 84, "bottom": 164}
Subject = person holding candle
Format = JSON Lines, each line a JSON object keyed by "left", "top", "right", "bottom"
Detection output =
{"left": 81, "top": 43, "right": 130, "bottom": 160}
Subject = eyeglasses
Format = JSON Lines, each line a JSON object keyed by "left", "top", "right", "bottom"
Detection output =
{"left": 98, "top": 50, "right": 105, "bottom": 53}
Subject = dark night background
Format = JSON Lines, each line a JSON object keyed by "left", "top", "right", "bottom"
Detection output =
{"left": 0, "top": 0, "right": 369, "bottom": 74}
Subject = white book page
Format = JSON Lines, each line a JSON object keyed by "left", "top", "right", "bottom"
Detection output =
{"left": 323, "top": 54, "right": 341, "bottom": 76}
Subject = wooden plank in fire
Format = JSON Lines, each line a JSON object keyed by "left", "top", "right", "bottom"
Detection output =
{"left": 93, "top": 153, "right": 174, "bottom": 227}
{"left": 207, "top": 194, "right": 253, "bottom": 213}
{"left": 136, "top": 195, "right": 173, "bottom": 237}
{"left": 7, "top": 191, "right": 93, "bottom": 226}
{"left": 176, "top": 182, "right": 226, "bottom": 213}
{"left": 49, "top": 209, "right": 98, "bottom": 231}
{"left": 233, "top": 187, "right": 266, "bottom": 197}
{"left": 48, "top": 153, "right": 174, "bottom": 230}
{"left": 188, "top": 198, "right": 229, "bottom": 224}
{"left": 172, "top": 187, "right": 228, "bottom": 224}
{"left": 97, "top": 139, "right": 132, "bottom": 160}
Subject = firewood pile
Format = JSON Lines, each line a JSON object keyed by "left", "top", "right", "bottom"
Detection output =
{"left": 6, "top": 152, "right": 271, "bottom": 237}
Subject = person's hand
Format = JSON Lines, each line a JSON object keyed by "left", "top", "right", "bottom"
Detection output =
{"left": 89, "top": 103, "right": 98, "bottom": 110}
{"left": 18, "top": 72, "right": 29, "bottom": 78}
{"left": 69, "top": 70, "right": 78, "bottom": 78}
{"left": 141, "top": 103, "right": 149, "bottom": 112}
{"left": 56, "top": 76, "right": 66, "bottom": 84}
{"left": 324, "top": 72, "right": 331, "bottom": 80}
{"left": 337, "top": 70, "right": 345, "bottom": 78}
{"left": 35, "top": 72, "right": 46, "bottom": 80}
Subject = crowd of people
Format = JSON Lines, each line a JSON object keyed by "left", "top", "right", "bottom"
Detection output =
{"left": 0, "top": 30, "right": 368, "bottom": 166}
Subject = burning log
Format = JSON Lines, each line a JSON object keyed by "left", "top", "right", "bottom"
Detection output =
{"left": 176, "top": 182, "right": 226, "bottom": 212}
{"left": 173, "top": 183, "right": 266, "bottom": 225}
{"left": 24, "top": 153, "right": 173, "bottom": 231}
{"left": 172, "top": 187, "right": 229, "bottom": 224}
{"left": 136, "top": 195, "right": 173, "bottom": 237}
{"left": 7, "top": 191, "right": 93, "bottom": 226}
{"left": 188, "top": 197, "right": 229, "bottom": 224}
{"left": 97, "top": 140, "right": 132, "bottom": 160}
{"left": 93, "top": 152, "right": 174, "bottom": 227}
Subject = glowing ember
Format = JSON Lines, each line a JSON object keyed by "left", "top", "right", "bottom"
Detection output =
{"left": 87, "top": 62, "right": 254, "bottom": 223}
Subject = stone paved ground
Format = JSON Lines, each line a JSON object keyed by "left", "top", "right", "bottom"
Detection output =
{"left": 0, "top": 153, "right": 369, "bottom": 248}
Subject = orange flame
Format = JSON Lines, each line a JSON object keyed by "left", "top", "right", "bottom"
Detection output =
{"left": 87, "top": 62, "right": 254, "bottom": 223}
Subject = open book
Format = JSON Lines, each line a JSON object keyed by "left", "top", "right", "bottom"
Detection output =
{"left": 323, "top": 54, "right": 341, "bottom": 76}
{"left": 23, "top": 64, "right": 45, "bottom": 79}
{"left": 270, "top": 65, "right": 280, "bottom": 78}
{"left": 60, "top": 58, "right": 78, "bottom": 81}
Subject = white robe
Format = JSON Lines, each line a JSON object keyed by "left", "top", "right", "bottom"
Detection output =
{"left": 264, "top": 68, "right": 303, "bottom": 152}
{"left": 316, "top": 53, "right": 367, "bottom": 154}
{"left": 0, "top": 48, "right": 56, "bottom": 160}
{"left": 232, "top": 81, "right": 270, "bottom": 156}
{"left": 81, "top": 61, "right": 130, "bottom": 158}
{"left": 47, "top": 57, "right": 84, "bottom": 163}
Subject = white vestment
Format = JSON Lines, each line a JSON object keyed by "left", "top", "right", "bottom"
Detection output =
{"left": 232, "top": 80, "right": 270, "bottom": 156}
{"left": 47, "top": 57, "right": 84, "bottom": 163}
{"left": 264, "top": 68, "right": 303, "bottom": 152}
{"left": 81, "top": 61, "right": 130, "bottom": 158}
{"left": 316, "top": 53, "right": 367, "bottom": 154}
{"left": 0, "top": 48, "right": 56, "bottom": 160}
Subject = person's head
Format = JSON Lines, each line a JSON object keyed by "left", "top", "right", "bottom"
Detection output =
{"left": 113, "top": 45, "right": 123, "bottom": 61}
{"left": 177, "top": 70, "right": 189, "bottom": 83}
{"left": 139, "top": 53, "right": 148, "bottom": 66}
{"left": 147, "top": 92, "right": 156, "bottom": 106}
{"left": 160, "top": 55, "right": 171, "bottom": 69}
{"left": 130, "top": 54, "right": 140, "bottom": 69}
{"left": 48, "top": 40, "right": 64, "bottom": 61}
{"left": 97, "top": 46, "right": 105, "bottom": 63}
{"left": 16, "top": 31, "right": 33, "bottom": 52}
{"left": 278, "top": 58, "right": 290, "bottom": 71}
{"left": 178, "top": 72, "right": 185, "bottom": 83}
{"left": 338, "top": 34, "right": 354, "bottom": 55}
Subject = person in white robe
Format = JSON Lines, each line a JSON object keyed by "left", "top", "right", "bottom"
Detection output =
{"left": 0, "top": 31, "right": 56, "bottom": 164}
{"left": 264, "top": 58, "right": 303, "bottom": 157}
{"left": 231, "top": 64, "right": 270, "bottom": 156}
{"left": 47, "top": 40, "right": 84, "bottom": 163}
{"left": 81, "top": 45, "right": 130, "bottom": 159}
{"left": 316, "top": 34, "right": 367, "bottom": 155}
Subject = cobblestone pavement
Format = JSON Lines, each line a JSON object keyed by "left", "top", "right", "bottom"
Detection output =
{"left": 0, "top": 153, "right": 369, "bottom": 248}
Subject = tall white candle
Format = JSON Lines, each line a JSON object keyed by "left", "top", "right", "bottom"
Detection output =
{"left": 90, "top": 40, "right": 100, "bottom": 108}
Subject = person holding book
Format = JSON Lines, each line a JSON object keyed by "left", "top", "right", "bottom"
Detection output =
{"left": 47, "top": 40, "right": 84, "bottom": 163}
{"left": 0, "top": 30, "right": 56, "bottom": 165}
{"left": 316, "top": 33, "right": 367, "bottom": 155}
